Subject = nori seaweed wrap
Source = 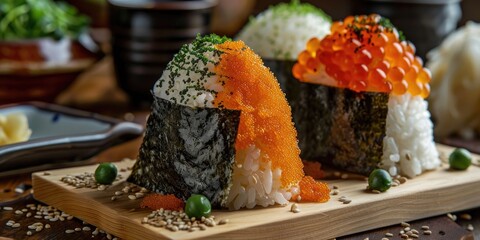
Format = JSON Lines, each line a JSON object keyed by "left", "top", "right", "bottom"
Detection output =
{"left": 294, "top": 83, "right": 388, "bottom": 175}
{"left": 128, "top": 96, "right": 240, "bottom": 207}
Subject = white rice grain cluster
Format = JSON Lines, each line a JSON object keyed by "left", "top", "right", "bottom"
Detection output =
{"left": 226, "top": 145, "right": 298, "bottom": 210}
{"left": 381, "top": 93, "right": 440, "bottom": 178}
{"left": 236, "top": 1, "right": 331, "bottom": 60}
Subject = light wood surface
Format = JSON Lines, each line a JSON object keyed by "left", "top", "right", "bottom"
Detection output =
{"left": 32, "top": 144, "right": 480, "bottom": 240}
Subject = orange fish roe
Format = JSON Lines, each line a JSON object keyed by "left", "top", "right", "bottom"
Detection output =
{"left": 298, "top": 176, "right": 330, "bottom": 202}
{"left": 303, "top": 161, "right": 325, "bottom": 179}
{"left": 293, "top": 14, "right": 431, "bottom": 98}
{"left": 140, "top": 194, "right": 185, "bottom": 211}
{"left": 214, "top": 40, "right": 304, "bottom": 188}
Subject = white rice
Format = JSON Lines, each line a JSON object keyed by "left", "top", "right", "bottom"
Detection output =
{"left": 381, "top": 93, "right": 440, "bottom": 178}
{"left": 226, "top": 145, "right": 298, "bottom": 210}
{"left": 236, "top": 7, "right": 330, "bottom": 60}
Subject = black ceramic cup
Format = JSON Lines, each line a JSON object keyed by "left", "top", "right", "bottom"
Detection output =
{"left": 353, "top": 0, "right": 462, "bottom": 60}
{"left": 108, "top": 0, "right": 217, "bottom": 103}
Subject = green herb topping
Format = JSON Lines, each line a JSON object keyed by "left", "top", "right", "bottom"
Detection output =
{"left": 154, "top": 34, "right": 231, "bottom": 107}
{"left": 266, "top": 0, "right": 331, "bottom": 22}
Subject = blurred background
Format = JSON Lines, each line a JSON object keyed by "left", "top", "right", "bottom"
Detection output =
{"left": 0, "top": 0, "right": 478, "bottom": 108}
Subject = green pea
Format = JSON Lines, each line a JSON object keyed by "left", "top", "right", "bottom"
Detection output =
{"left": 368, "top": 169, "right": 392, "bottom": 192}
{"left": 449, "top": 148, "right": 472, "bottom": 170}
{"left": 185, "top": 194, "right": 211, "bottom": 219}
{"left": 94, "top": 162, "right": 118, "bottom": 185}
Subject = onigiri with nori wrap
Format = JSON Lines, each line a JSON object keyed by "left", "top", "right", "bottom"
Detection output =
{"left": 128, "top": 35, "right": 330, "bottom": 210}
{"left": 292, "top": 14, "right": 440, "bottom": 178}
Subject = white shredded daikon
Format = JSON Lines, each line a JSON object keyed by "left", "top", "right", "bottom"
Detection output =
{"left": 427, "top": 22, "right": 480, "bottom": 139}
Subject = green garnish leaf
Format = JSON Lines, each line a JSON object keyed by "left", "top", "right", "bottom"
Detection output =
{"left": 0, "top": 0, "right": 89, "bottom": 40}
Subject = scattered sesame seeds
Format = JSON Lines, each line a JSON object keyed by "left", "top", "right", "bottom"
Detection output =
{"left": 385, "top": 232, "right": 393, "bottom": 237}
{"left": 3, "top": 206, "right": 13, "bottom": 211}
{"left": 143, "top": 208, "right": 226, "bottom": 232}
{"left": 60, "top": 172, "right": 122, "bottom": 190}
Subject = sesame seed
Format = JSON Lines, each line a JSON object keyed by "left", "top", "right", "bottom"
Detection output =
{"left": 460, "top": 213, "right": 472, "bottom": 220}
{"left": 65, "top": 229, "right": 75, "bottom": 234}
{"left": 401, "top": 222, "right": 410, "bottom": 227}
{"left": 3, "top": 206, "right": 13, "bottom": 211}
{"left": 467, "top": 224, "right": 474, "bottom": 231}
{"left": 447, "top": 213, "right": 457, "bottom": 221}
{"left": 219, "top": 219, "right": 229, "bottom": 225}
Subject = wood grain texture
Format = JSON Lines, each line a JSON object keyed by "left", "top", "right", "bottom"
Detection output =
{"left": 32, "top": 144, "right": 480, "bottom": 240}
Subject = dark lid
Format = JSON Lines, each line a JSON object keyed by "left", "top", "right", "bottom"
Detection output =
{"left": 108, "top": 0, "right": 217, "bottom": 10}
{"left": 362, "top": 0, "right": 461, "bottom": 4}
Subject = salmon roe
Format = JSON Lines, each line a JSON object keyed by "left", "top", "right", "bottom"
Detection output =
{"left": 293, "top": 14, "right": 431, "bottom": 98}
{"left": 214, "top": 41, "right": 304, "bottom": 188}
{"left": 140, "top": 194, "right": 185, "bottom": 211}
{"left": 298, "top": 176, "right": 330, "bottom": 202}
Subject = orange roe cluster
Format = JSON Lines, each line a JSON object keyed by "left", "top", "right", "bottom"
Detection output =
{"left": 140, "top": 194, "right": 185, "bottom": 211}
{"left": 293, "top": 14, "right": 431, "bottom": 98}
{"left": 298, "top": 176, "right": 330, "bottom": 202}
{"left": 214, "top": 40, "right": 304, "bottom": 188}
{"left": 303, "top": 161, "right": 325, "bottom": 179}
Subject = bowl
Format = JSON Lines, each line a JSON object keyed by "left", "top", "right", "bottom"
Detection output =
{"left": 353, "top": 0, "right": 462, "bottom": 60}
{"left": 0, "top": 101, "right": 144, "bottom": 176}
{"left": 0, "top": 36, "right": 103, "bottom": 104}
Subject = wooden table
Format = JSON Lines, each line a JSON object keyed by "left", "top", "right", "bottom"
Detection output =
{"left": 0, "top": 58, "right": 478, "bottom": 239}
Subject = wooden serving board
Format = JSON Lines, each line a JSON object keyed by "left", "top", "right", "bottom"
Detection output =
{"left": 32, "top": 144, "right": 480, "bottom": 240}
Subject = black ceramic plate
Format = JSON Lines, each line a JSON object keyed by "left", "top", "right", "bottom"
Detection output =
{"left": 0, "top": 102, "right": 143, "bottom": 176}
